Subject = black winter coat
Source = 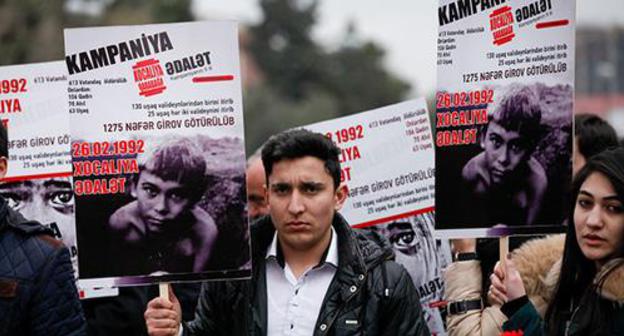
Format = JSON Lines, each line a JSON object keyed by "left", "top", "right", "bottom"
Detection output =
{"left": 183, "top": 214, "right": 430, "bottom": 336}
{"left": 0, "top": 197, "right": 86, "bottom": 335}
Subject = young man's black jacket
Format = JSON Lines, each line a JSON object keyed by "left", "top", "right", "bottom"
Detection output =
{"left": 0, "top": 197, "right": 86, "bottom": 335}
{"left": 183, "top": 213, "right": 430, "bottom": 335}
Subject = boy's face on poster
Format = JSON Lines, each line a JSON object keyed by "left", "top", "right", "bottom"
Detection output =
{"left": 482, "top": 121, "right": 531, "bottom": 185}
{"left": 0, "top": 178, "right": 75, "bottom": 245}
{"left": 133, "top": 170, "right": 192, "bottom": 234}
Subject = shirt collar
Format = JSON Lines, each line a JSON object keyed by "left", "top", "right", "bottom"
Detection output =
{"left": 266, "top": 226, "right": 339, "bottom": 268}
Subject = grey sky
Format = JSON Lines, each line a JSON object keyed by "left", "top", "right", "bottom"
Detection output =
{"left": 193, "top": 0, "right": 624, "bottom": 97}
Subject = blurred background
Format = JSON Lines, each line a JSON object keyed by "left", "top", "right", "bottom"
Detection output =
{"left": 2, "top": 0, "right": 622, "bottom": 152}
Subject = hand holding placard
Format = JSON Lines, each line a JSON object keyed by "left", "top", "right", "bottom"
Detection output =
{"left": 145, "top": 283, "right": 181, "bottom": 336}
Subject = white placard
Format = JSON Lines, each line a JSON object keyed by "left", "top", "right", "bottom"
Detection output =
{"left": 435, "top": 0, "right": 575, "bottom": 237}
{"left": 65, "top": 21, "right": 251, "bottom": 287}
{"left": 0, "top": 61, "right": 78, "bottom": 272}
{"left": 305, "top": 99, "right": 435, "bottom": 227}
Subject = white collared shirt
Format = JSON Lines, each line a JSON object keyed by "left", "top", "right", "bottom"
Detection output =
{"left": 265, "top": 227, "right": 339, "bottom": 336}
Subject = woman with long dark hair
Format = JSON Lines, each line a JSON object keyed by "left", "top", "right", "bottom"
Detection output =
{"left": 491, "top": 147, "right": 624, "bottom": 335}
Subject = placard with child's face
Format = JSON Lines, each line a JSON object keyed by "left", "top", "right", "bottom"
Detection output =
{"left": 435, "top": 0, "right": 575, "bottom": 237}
{"left": 64, "top": 21, "right": 251, "bottom": 287}
{"left": 0, "top": 61, "right": 78, "bottom": 273}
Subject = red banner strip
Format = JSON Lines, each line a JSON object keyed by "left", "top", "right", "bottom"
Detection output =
{"left": 536, "top": 19, "right": 569, "bottom": 29}
{"left": 192, "top": 75, "right": 234, "bottom": 83}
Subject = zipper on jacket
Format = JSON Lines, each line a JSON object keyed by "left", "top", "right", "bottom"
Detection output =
{"left": 565, "top": 304, "right": 581, "bottom": 336}
{"left": 381, "top": 262, "right": 389, "bottom": 297}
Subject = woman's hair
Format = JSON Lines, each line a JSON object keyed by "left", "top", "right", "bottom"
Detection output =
{"left": 546, "top": 147, "right": 624, "bottom": 334}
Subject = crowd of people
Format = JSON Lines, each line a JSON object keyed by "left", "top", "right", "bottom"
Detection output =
{"left": 0, "top": 112, "right": 623, "bottom": 335}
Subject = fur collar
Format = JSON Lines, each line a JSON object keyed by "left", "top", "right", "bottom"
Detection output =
{"left": 512, "top": 234, "right": 565, "bottom": 316}
{"left": 510, "top": 235, "right": 624, "bottom": 316}
{"left": 541, "top": 257, "right": 624, "bottom": 304}
{"left": 594, "top": 258, "right": 624, "bottom": 302}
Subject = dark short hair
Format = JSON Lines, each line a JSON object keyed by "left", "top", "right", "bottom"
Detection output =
{"left": 138, "top": 138, "right": 208, "bottom": 203}
{"left": 261, "top": 129, "right": 341, "bottom": 189}
{"left": 575, "top": 114, "right": 618, "bottom": 159}
{"left": 0, "top": 122, "right": 6, "bottom": 158}
{"left": 490, "top": 85, "right": 542, "bottom": 150}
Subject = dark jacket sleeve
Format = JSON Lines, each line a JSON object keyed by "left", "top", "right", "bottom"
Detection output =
{"left": 84, "top": 286, "right": 150, "bottom": 336}
{"left": 29, "top": 245, "right": 87, "bottom": 336}
{"left": 380, "top": 262, "right": 431, "bottom": 336}
{"left": 183, "top": 280, "right": 248, "bottom": 336}
{"left": 501, "top": 301, "right": 545, "bottom": 336}
{"left": 182, "top": 281, "right": 218, "bottom": 336}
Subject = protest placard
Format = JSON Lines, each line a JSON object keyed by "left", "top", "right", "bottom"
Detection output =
{"left": 0, "top": 61, "right": 77, "bottom": 270}
{"left": 305, "top": 99, "right": 436, "bottom": 227}
{"left": 305, "top": 99, "right": 450, "bottom": 334}
{"left": 65, "top": 21, "right": 250, "bottom": 287}
{"left": 436, "top": 0, "right": 575, "bottom": 237}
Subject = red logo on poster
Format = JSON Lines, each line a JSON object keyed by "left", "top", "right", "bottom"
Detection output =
{"left": 490, "top": 6, "right": 515, "bottom": 46}
{"left": 133, "top": 59, "right": 166, "bottom": 97}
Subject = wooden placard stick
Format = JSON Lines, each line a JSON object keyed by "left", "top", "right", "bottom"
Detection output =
{"left": 499, "top": 236, "right": 509, "bottom": 277}
{"left": 159, "top": 282, "right": 169, "bottom": 301}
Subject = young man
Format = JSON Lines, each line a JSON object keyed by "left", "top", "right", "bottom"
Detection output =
{"left": 461, "top": 86, "right": 547, "bottom": 226}
{"left": 108, "top": 137, "right": 218, "bottom": 275}
{"left": 0, "top": 124, "right": 86, "bottom": 334}
{"left": 145, "top": 129, "right": 429, "bottom": 335}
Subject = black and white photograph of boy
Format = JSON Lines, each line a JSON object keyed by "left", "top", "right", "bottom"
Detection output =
{"left": 76, "top": 135, "right": 250, "bottom": 283}
{"left": 436, "top": 83, "right": 573, "bottom": 230}
{"left": 107, "top": 138, "right": 218, "bottom": 275}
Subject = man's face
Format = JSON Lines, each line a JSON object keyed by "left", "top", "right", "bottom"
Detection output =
{"left": 267, "top": 156, "right": 347, "bottom": 252}
{"left": 133, "top": 171, "right": 192, "bottom": 234}
{"left": 482, "top": 121, "right": 531, "bottom": 185}
{"left": 246, "top": 158, "right": 269, "bottom": 220}
{"left": 573, "top": 136, "right": 586, "bottom": 177}
{"left": 0, "top": 178, "right": 75, "bottom": 247}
